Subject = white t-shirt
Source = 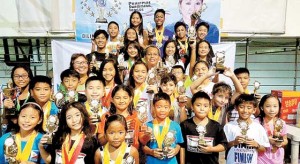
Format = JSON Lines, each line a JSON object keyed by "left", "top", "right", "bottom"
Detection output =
{"left": 224, "top": 120, "right": 270, "bottom": 164}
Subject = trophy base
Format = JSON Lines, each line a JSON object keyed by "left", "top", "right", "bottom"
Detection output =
{"left": 146, "top": 90, "right": 154, "bottom": 94}
{"left": 273, "top": 136, "right": 284, "bottom": 142}
{"left": 45, "top": 136, "right": 53, "bottom": 145}
{"left": 96, "top": 18, "right": 107, "bottom": 23}
{"left": 118, "top": 66, "right": 126, "bottom": 71}
{"left": 5, "top": 108, "right": 17, "bottom": 118}
{"left": 216, "top": 66, "right": 225, "bottom": 74}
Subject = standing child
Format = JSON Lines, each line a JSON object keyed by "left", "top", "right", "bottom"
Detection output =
{"left": 0, "top": 102, "right": 45, "bottom": 163}
{"left": 224, "top": 94, "right": 270, "bottom": 164}
{"left": 143, "top": 92, "right": 184, "bottom": 163}
{"left": 29, "top": 75, "right": 59, "bottom": 132}
{"left": 257, "top": 94, "right": 288, "bottom": 164}
{"left": 95, "top": 114, "right": 139, "bottom": 164}
{"left": 180, "top": 91, "right": 227, "bottom": 164}
{"left": 84, "top": 76, "right": 108, "bottom": 134}
{"left": 39, "top": 102, "right": 99, "bottom": 163}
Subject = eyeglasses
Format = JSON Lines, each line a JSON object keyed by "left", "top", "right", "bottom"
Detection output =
{"left": 13, "top": 74, "right": 29, "bottom": 80}
{"left": 74, "top": 61, "right": 88, "bottom": 66}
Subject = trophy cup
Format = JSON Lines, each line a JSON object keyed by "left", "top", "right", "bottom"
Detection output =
{"left": 3, "top": 81, "right": 19, "bottom": 116}
{"left": 45, "top": 115, "right": 59, "bottom": 145}
{"left": 190, "top": 3, "right": 207, "bottom": 25}
{"left": 118, "top": 23, "right": 128, "bottom": 47}
{"left": 90, "top": 99, "right": 101, "bottom": 122}
{"left": 273, "top": 118, "right": 284, "bottom": 142}
{"left": 146, "top": 69, "right": 157, "bottom": 94}
{"left": 118, "top": 52, "right": 126, "bottom": 71}
{"left": 162, "top": 131, "right": 176, "bottom": 159}
{"left": 191, "top": 74, "right": 199, "bottom": 82}
{"left": 91, "top": 54, "right": 100, "bottom": 72}
{"left": 94, "top": 0, "right": 107, "bottom": 23}
{"left": 215, "top": 51, "right": 226, "bottom": 73}
{"left": 147, "top": 22, "right": 155, "bottom": 39}
{"left": 238, "top": 120, "right": 249, "bottom": 146}
{"left": 66, "top": 90, "right": 76, "bottom": 103}
{"left": 177, "top": 81, "right": 186, "bottom": 103}
{"left": 156, "top": 61, "right": 168, "bottom": 77}
{"left": 136, "top": 101, "right": 148, "bottom": 131}
{"left": 196, "top": 125, "right": 207, "bottom": 147}
{"left": 124, "top": 155, "right": 135, "bottom": 164}
{"left": 165, "top": 55, "right": 175, "bottom": 67}
{"left": 4, "top": 134, "right": 18, "bottom": 164}
{"left": 188, "top": 26, "right": 196, "bottom": 45}
{"left": 54, "top": 92, "right": 65, "bottom": 109}
{"left": 253, "top": 81, "right": 260, "bottom": 95}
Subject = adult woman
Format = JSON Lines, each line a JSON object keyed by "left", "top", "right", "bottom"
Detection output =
{"left": 69, "top": 53, "right": 89, "bottom": 94}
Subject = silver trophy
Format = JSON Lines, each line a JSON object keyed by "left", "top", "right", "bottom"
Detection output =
{"left": 188, "top": 26, "right": 196, "bottom": 45}
{"left": 273, "top": 118, "right": 284, "bottom": 142}
{"left": 137, "top": 101, "right": 148, "bottom": 131}
{"left": 90, "top": 99, "right": 101, "bottom": 122}
{"left": 54, "top": 92, "right": 65, "bottom": 109}
{"left": 196, "top": 125, "right": 207, "bottom": 146}
{"left": 66, "top": 90, "right": 76, "bottom": 103}
{"left": 91, "top": 54, "right": 100, "bottom": 71}
{"left": 94, "top": 0, "right": 107, "bottom": 23}
{"left": 162, "top": 131, "right": 176, "bottom": 159}
{"left": 124, "top": 155, "right": 135, "bottom": 164}
{"left": 147, "top": 22, "right": 155, "bottom": 38}
{"left": 177, "top": 81, "right": 186, "bottom": 103}
{"left": 238, "top": 120, "right": 249, "bottom": 146}
{"left": 146, "top": 69, "right": 157, "bottom": 94}
{"left": 190, "top": 3, "right": 207, "bottom": 23}
{"left": 45, "top": 115, "right": 59, "bottom": 144}
{"left": 253, "top": 81, "right": 260, "bottom": 95}
{"left": 191, "top": 74, "right": 199, "bottom": 82}
{"left": 165, "top": 55, "right": 175, "bottom": 67}
{"left": 4, "top": 134, "right": 18, "bottom": 164}
{"left": 118, "top": 52, "right": 126, "bottom": 71}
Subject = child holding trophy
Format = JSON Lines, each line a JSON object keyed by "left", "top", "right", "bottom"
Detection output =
{"left": 29, "top": 75, "right": 59, "bottom": 143}
{"left": 143, "top": 92, "right": 184, "bottom": 163}
{"left": 84, "top": 76, "right": 108, "bottom": 134}
{"left": 0, "top": 102, "right": 45, "bottom": 163}
{"left": 257, "top": 94, "right": 288, "bottom": 164}
{"left": 39, "top": 102, "right": 99, "bottom": 163}
{"left": 94, "top": 114, "right": 139, "bottom": 164}
{"left": 180, "top": 91, "right": 227, "bottom": 164}
{"left": 224, "top": 94, "right": 270, "bottom": 164}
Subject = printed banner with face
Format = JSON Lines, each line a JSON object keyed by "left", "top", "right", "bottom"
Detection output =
{"left": 75, "top": 0, "right": 220, "bottom": 43}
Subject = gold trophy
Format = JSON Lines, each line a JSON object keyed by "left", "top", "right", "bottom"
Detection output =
{"left": 190, "top": 3, "right": 207, "bottom": 25}
{"left": 253, "top": 81, "right": 260, "bottom": 95}
{"left": 188, "top": 26, "right": 196, "bottom": 45}
{"left": 90, "top": 99, "right": 101, "bottom": 122}
{"left": 238, "top": 119, "right": 249, "bottom": 146}
{"left": 4, "top": 134, "right": 18, "bottom": 164}
{"left": 196, "top": 125, "right": 207, "bottom": 147}
{"left": 45, "top": 115, "right": 59, "bottom": 144}
{"left": 215, "top": 51, "right": 226, "bottom": 73}
{"left": 137, "top": 101, "right": 148, "bottom": 131}
{"left": 117, "top": 52, "right": 126, "bottom": 71}
{"left": 3, "top": 81, "right": 19, "bottom": 116}
{"left": 273, "top": 118, "right": 284, "bottom": 142}
{"left": 91, "top": 54, "right": 100, "bottom": 72}
{"left": 177, "top": 81, "right": 186, "bottom": 103}
{"left": 162, "top": 131, "right": 176, "bottom": 159}
{"left": 146, "top": 69, "right": 157, "bottom": 94}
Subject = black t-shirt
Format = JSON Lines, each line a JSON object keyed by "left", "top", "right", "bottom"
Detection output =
{"left": 49, "top": 136, "right": 99, "bottom": 164}
{"left": 180, "top": 118, "right": 228, "bottom": 164}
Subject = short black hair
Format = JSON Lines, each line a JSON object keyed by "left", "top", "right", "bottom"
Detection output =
{"left": 29, "top": 75, "right": 52, "bottom": 90}
{"left": 174, "top": 21, "right": 187, "bottom": 33}
{"left": 234, "top": 93, "right": 257, "bottom": 108}
{"left": 104, "top": 114, "right": 127, "bottom": 133}
{"left": 93, "top": 29, "right": 109, "bottom": 39}
{"left": 234, "top": 67, "right": 250, "bottom": 76}
{"left": 60, "top": 69, "right": 80, "bottom": 81}
{"left": 191, "top": 91, "right": 211, "bottom": 105}
{"left": 196, "top": 21, "right": 210, "bottom": 31}
{"left": 153, "top": 92, "right": 171, "bottom": 105}
{"left": 85, "top": 76, "right": 105, "bottom": 88}
{"left": 154, "top": 9, "right": 165, "bottom": 17}
{"left": 172, "top": 65, "right": 185, "bottom": 74}
{"left": 107, "top": 21, "right": 119, "bottom": 30}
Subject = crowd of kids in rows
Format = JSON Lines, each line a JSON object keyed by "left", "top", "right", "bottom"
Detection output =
{"left": 0, "top": 9, "right": 288, "bottom": 164}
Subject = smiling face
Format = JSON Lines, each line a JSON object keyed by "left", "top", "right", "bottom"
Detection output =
{"left": 105, "top": 120, "right": 126, "bottom": 148}
{"left": 213, "top": 91, "right": 230, "bottom": 108}
{"left": 192, "top": 98, "right": 210, "bottom": 119}
{"left": 154, "top": 100, "right": 171, "bottom": 121}
{"left": 31, "top": 82, "right": 52, "bottom": 105}
{"left": 165, "top": 42, "right": 176, "bottom": 56}
{"left": 108, "top": 23, "right": 119, "bottom": 38}
{"left": 161, "top": 81, "right": 176, "bottom": 96}
{"left": 112, "top": 89, "right": 132, "bottom": 112}
{"left": 133, "top": 64, "right": 148, "bottom": 85}
{"left": 73, "top": 56, "right": 89, "bottom": 75}
{"left": 145, "top": 47, "right": 160, "bottom": 68}
{"left": 263, "top": 97, "right": 280, "bottom": 119}
{"left": 176, "top": 25, "right": 187, "bottom": 39}
{"left": 126, "top": 29, "right": 138, "bottom": 41}
{"left": 198, "top": 41, "right": 210, "bottom": 58}
{"left": 193, "top": 62, "right": 209, "bottom": 77}
{"left": 94, "top": 33, "right": 108, "bottom": 49}
{"left": 237, "top": 102, "right": 255, "bottom": 121}
{"left": 197, "top": 25, "right": 208, "bottom": 40}
{"left": 131, "top": 13, "right": 142, "bottom": 27}
{"left": 85, "top": 80, "right": 104, "bottom": 101}
{"left": 13, "top": 68, "right": 30, "bottom": 88}
{"left": 103, "top": 62, "right": 116, "bottom": 82}
{"left": 154, "top": 11, "right": 165, "bottom": 27}
{"left": 179, "top": 0, "right": 203, "bottom": 25}
{"left": 62, "top": 76, "right": 79, "bottom": 91}
{"left": 18, "top": 107, "right": 41, "bottom": 132}
{"left": 127, "top": 44, "right": 138, "bottom": 58}
{"left": 66, "top": 107, "right": 83, "bottom": 132}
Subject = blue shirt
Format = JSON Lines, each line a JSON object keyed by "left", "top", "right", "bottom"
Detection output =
{"left": 146, "top": 120, "right": 184, "bottom": 164}
{"left": 0, "top": 132, "right": 45, "bottom": 163}
{"left": 151, "top": 28, "right": 174, "bottom": 57}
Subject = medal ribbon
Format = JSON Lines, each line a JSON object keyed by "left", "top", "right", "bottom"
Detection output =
{"left": 155, "top": 27, "right": 165, "bottom": 43}
{"left": 128, "top": 58, "right": 134, "bottom": 70}
{"left": 42, "top": 101, "right": 52, "bottom": 131}
{"left": 153, "top": 117, "right": 171, "bottom": 149}
{"left": 133, "top": 83, "right": 146, "bottom": 108}
{"left": 208, "top": 107, "right": 221, "bottom": 122}
{"left": 16, "top": 92, "right": 30, "bottom": 111}
{"left": 15, "top": 131, "right": 37, "bottom": 161}
{"left": 61, "top": 133, "right": 85, "bottom": 164}
{"left": 103, "top": 142, "right": 127, "bottom": 164}
{"left": 102, "top": 84, "right": 115, "bottom": 108}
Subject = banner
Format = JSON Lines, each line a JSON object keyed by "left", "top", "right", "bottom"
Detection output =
{"left": 75, "top": 0, "right": 220, "bottom": 43}
{"left": 51, "top": 40, "right": 235, "bottom": 92}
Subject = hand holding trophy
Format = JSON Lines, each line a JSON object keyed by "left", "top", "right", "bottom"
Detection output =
{"left": 117, "top": 52, "right": 126, "bottom": 71}
{"left": 196, "top": 125, "right": 207, "bottom": 147}
{"left": 90, "top": 99, "right": 101, "bottom": 123}
{"left": 177, "top": 81, "right": 187, "bottom": 103}
{"left": 215, "top": 51, "right": 226, "bottom": 74}
{"left": 44, "top": 115, "right": 59, "bottom": 145}
{"left": 3, "top": 81, "right": 19, "bottom": 116}
{"left": 238, "top": 119, "right": 249, "bottom": 146}
{"left": 190, "top": 3, "right": 207, "bottom": 25}
{"left": 137, "top": 101, "right": 148, "bottom": 131}
{"left": 273, "top": 118, "right": 284, "bottom": 142}
{"left": 162, "top": 131, "right": 176, "bottom": 159}
{"left": 4, "top": 134, "right": 18, "bottom": 164}
{"left": 147, "top": 22, "right": 155, "bottom": 39}
{"left": 91, "top": 54, "right": 100, "bottom": 72}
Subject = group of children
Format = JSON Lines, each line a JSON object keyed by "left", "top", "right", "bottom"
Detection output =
{"left": 0, "top": 8, "right": 289, "bottom": 164}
